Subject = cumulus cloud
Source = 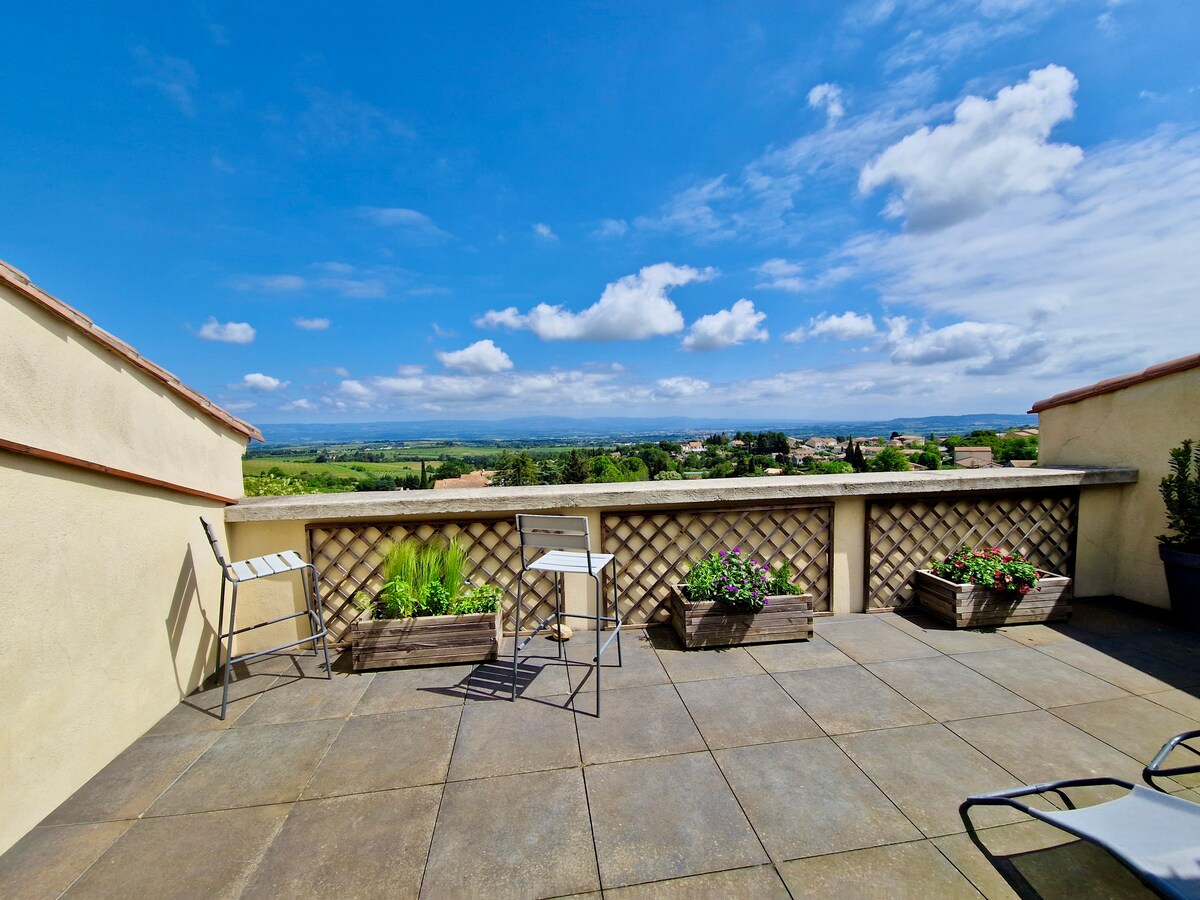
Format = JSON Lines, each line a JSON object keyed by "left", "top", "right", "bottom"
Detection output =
{"left": 240, "top": 373, "right": 289, "bottom": 391}
{"left": 339, "top": 380, "right": 374, "bottom": 400}
{"left": 476, "top": 263, "right": 715, "bottom": 341}
{"left": 808, "top": 83, "right": 845, "bottom": 124}
{"left": 785, "top": 311, "right": 878, "bottom": 343}
{"left": 859, "top": 65, "right": 1083, "bottom": 230}
{"left": 281, "top": 398, "right": 317, "bottom": 411}
{"left": 654, "top": 376, "right": 711, "bottom": 399}
{"left": 754, "top": 259, "right": 805, "bottom": 292}
{"left": 198, "top": 318, "right": 255, "bottom": 344}
{"left": 360, "top": 207, "right": 450, "bottom": 240}
{"left": 294, "top": 317, "right": 330, "bottom": 330}
{"left": 682, "top": 299, "right": 769, "bottom": 351}
{"left": 883, "top": 318, "right": 1043, "bottom": 372}
{"left": 436, "top": 339, "right": 514, "bottom": 374}
{"left": 533, "top": 223, "right": 558, "bottom": 240}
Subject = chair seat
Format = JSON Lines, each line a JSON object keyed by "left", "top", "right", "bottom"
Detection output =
{"left": 528, "top": 550, "right": 615, "bottom": 576}
{"left": 228, "top": 550, "right": 308, "bottom": 582}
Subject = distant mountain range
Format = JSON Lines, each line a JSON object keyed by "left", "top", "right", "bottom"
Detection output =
{"left": 255, "top": 414, "right": 1038, "bottom": 446}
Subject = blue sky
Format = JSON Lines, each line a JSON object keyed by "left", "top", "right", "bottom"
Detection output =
{"left": 3, "top": 1, "right": 1198, "bottom": 424}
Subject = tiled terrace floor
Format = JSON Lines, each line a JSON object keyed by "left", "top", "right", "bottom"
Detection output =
{"left": 6, "top": 599, "right": 1200, "bottom": 898}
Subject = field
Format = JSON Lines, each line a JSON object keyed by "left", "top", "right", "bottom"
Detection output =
{"left": 242, "top": 459, "right": 424, "bottom": 482}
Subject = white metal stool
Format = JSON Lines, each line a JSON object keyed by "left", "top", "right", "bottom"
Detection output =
{"left": 512, "top": 514, "right": 623, "bottom": 714}
{"left": 200, "top": 517, "right": 331, "bottom": 719}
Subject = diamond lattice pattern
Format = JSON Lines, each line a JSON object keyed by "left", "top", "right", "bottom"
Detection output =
{"left": 867, "top": 491, "right": 1078, "bottom": 610}
{"left": 601, "top": 504, "right": 833, "bottom": 625}
{"left": 307, "top": 519, "right": 558, "bottom": 643}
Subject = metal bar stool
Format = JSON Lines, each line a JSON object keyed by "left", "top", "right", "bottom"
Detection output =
{"left": 199, "top": 517, "right": 331, "bottom": 719}
{"left": 512, "top": 514, "right": 623, "bottom": 714}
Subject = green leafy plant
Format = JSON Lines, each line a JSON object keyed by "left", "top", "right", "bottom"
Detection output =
{"left": 1159, "top": 440, "right": 1200, "bottom": 552}
{"left": 683, "top": 548, "right": 801, "bottom": 612}
{"left": 930, "top": 545, "right": 1039, "bottom": 595}
{"left": 354, "top": 538, "right": 501, "bottom": 619}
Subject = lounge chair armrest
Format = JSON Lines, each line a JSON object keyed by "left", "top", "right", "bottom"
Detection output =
{"left": 962, "top": 777, "right": 1136, "bottom": 814}
{"left": 1143, "top": 728, "right": 1200, "bottom": 788}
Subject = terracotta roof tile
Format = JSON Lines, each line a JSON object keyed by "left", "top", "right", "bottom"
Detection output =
{"left": 1029, "top": 354, "right": 1200, "bottom": 414}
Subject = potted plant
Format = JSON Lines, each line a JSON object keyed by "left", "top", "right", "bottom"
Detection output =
{"left": 1158, "top": 439, "right": 1200, "bottom": 630}
{"left": 349, "top": 537, "right": 503, "bottom": 671}
{"left": 913, "top": 545, "right": 1072, "bottom": 628}
{"left": 668, "top": 548, "right": 813, "bottom": 649}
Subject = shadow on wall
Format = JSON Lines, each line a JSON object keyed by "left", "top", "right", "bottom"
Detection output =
{"left": 166, "top": 543, "right": 218, "bottom": 697}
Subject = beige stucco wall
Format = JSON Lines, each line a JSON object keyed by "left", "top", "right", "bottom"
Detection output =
{"left": 1038, "top": 365, "right": 1200, "bottom": 607}
{"left": 0, "top": 284, "right": 249, "bottom": 855}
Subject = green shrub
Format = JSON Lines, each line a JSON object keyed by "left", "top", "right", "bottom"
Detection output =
{"left": 1159, "top": 440, "right": 1200, "bottom": 552}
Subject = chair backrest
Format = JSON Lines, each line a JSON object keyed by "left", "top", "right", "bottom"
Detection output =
{"left": 199, "top": 516, "right": 230, "bottom": 572}
{"left": 516, "top": 514, "right": 591, "bottom": 563}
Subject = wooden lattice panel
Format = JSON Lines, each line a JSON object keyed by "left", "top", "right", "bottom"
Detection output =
{"left": 601, "top": 504, "right": 833, "bottom": 625}
{"left": 867, "top": 491, "right": 1078, "bottom": 611}
{"left": 307, "top": 519, "right": 557, "bottom": 643}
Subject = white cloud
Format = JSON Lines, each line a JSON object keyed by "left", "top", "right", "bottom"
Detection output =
{"left": 230, "top": 274, "right": 306, "bottom": 292}
{"left": 808, "top": 83, "right": 845, "bottom": 124}
{"left": 859, "top": 65, "right": 1083, "bottom": 230}
{"left": 786, "top": 311, "right": 879, "bottom": 343}
{"left": 654, "top": 376, "right": 711, "bottom": 399}
{"left": 883, "top": 318, "right": 1041, "bottom": 370}
{"left": 294, "top": 317, "right": 330, "bottom": 330}
{"left": 682, "top": 299, "right": 769, "bottom": 351}
{"left": 132, "top": 48, "right": 197, "bottom": 116}
{"left": 635, "top": 177, "right": 738, "bottom": 241}
{"left": 360, "top": 207, "right": 450, "bottom": 240}
{"left": 593, "top": 218, "right": 629, "bottom": 239}
{"left": 198, "top": 318, "right": 255, "bottom": 344}
{"left": 533, "top": 223, "right": 558, "bottom": 240}
{"left": 476, "top": 263, "right": 715, "bottom": 341}
{"left": 222, "top": 400, "right": 256, "bottom": 412}
{"left": 339, "top": 380, "right": 374, "bottom": 400}
{"left": 281, "top": 398, "right": 317, "bottom": 411}
{"left": 436, "top": 339, "right": 514, "bottom": 374}
{"left": 240, "top": 373, "right": 289, "bottom": 391}
{"left": 754, "top": 258, "right": 805, "bottom": 292}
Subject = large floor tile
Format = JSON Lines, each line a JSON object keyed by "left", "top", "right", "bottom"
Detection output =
{"left": 865, "top": 655, "right": 1034, "bottom": 722}
{"left": 948, "top": 709, "right": 1147, "bottom": 786}
{"left": 604, "top": 864, "right": 790, "bottom": 898}
{"left": 1120, "top": 630, "right": 1200, "bottom": 673}
{"left": 952, "top": 646, "right": 1130, "bottom": 708}
{"left": 777, "top": 840, "right": 980, "bottom": 899}
{"left": 746, "top": 634, "right": 855, "bottom": 672}
{"left": 232, "top": 667, "right": 371, "bottom": 726}
{"left": 447, "top": 695, "right": 579, "bottom": 780}
{"left": 817, "top": 618, "right": 941, "bottom": 663}
{"left": 354, "top": 663, "right": 474, "bottom": 714}
{"left": 714, "top": 737, "right": 921, "bottom": 860}
{"left": 561, "top": 632, "right": 671, "bottom": 691}
{"left": 881, "top": 610, "right": 1017, "bottom": 654}
{"left": 466, "top": 649, "right": 574, "bottom": 700}
{"left": 676, "top": 674, "right": 822, "bottom": 749}
{"left": 0, "top": 822, "right": 130, "bottom": 900}
{"left": 575, "top": 683, "right": 704, "bottom": 764}
{"left": 587, "top": 752, "right": 767, "bottom": 889}
{"left": 1050, "top": 695, "right": 1200, "bottom": 772}
{"left": 1038, "top": 639, "right": 1200, "bottom": 695}
{"left": 423, "top": 769, "right": 598, "bottom": 900}
{"left": 1145, "top": 688, "right": 1200, "bottom": 720}
{"left": 62, "top": 804, "right": 291, "bottom": 899}
{"left": 834, "top": 723, "right": 1025, "bottom": 837}
{"left": 146, "top": 719, "right": 343, "bottom": 816}
{"left": 244, "top": 786, "right": 441, "bottom": 899}
{"left": 653, "top": 642, "right": 767, "bottom": 684}
{"left": 304, "top": 707, "right": 460, "bottom": 798}
{"left": 42, "top": 732, "right": 218, "bottom": 825}
{"left": 145, "top": 670, "right": 281, "bottom": 734}
{"left": 774, "top": 665, "right": 933, "bottom": 735}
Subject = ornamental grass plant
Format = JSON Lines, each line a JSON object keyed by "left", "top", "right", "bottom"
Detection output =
{"left": 684, "top": 547, "right": 801, "bottom": 613}
{"left": 355, "top": 537, "right": 502, "bottom": 619}
{"left": 930, "top": 545, "right": 1039, "bottom": 595}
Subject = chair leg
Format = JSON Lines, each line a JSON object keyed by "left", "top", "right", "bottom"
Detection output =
{"left": 592, "top": 573, "right": 602, "bottom": 716}
{"left": 554, "top": 573, "right": 563, "bottom": 660}
{"left": 512, "top": 573, "right": 524, "bottom": 701}
{"left": 307, "top": 566, "right": 332, "bottom": 679}
{"left": 611, "top": 561, "right": 622, "bottom": 666}
{"left": 220, "top": 582, "right": 239, "bottom": 720}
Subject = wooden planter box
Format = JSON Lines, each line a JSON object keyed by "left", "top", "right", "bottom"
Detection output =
{"left": 914, "top": 570, "right": 1073, "bottom": 628}
{"left": 668, "top": 584, "right": 813, "bottom": 649}
{"left": 350, "top": 610, "right": 502, "bottom": 671}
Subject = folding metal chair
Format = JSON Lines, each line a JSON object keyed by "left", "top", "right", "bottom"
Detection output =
{"left": 962, "top": 730, "right": 1200, "bottom": 899}
{"left": 512, "top": 514, "right": 623, "bottom": 714}
{"left": 199, "top": 517, "right": 331, "bottom": 719}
